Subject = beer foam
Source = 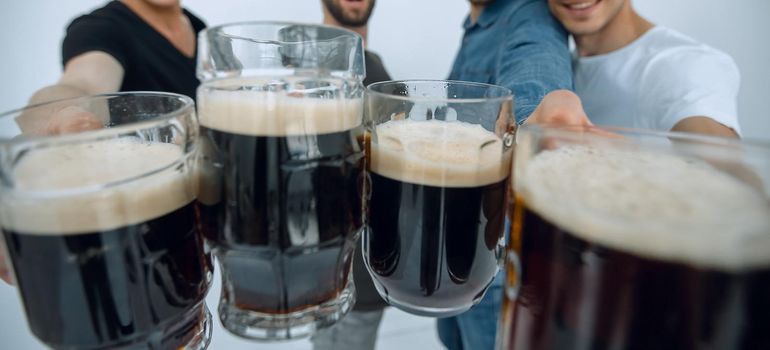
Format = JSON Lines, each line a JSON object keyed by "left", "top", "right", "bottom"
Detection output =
{"left": 370, "top": 119, "right": 511, "bottom": 187}
{"left": 198, "top": 79, "right": 362, "bottom": 136}
{"left": 0, "top": 138, "right": 195, "bottom": 235}
{"left": 519, "top": 145, "right": 770, "bottom": 270}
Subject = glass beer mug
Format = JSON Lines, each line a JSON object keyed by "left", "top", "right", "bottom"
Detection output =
{"left": 0, "top": 92, "right": 212, "bottom": 350}
{"left": 363, "top": 80, "right": 515, "bottom": 317}
{"left": 196, "top": 22, "right": 366, "bottom": 340}
{"left": 498, "top": 125, "right": 770, "bottom": 350}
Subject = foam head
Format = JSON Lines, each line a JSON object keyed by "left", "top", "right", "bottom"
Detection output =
{"left": 198, "top": 78, "right": 362, "bottom": 136}
{"left": 0, "top": 138, "right": 195, "bottom": 235}
{"left": 370, "top": 119, "right": 511, "bottom": 187}
{"left": 519, "top": 145, "right": 770, "bottom": 270}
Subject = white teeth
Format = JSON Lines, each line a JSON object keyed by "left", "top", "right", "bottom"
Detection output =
{"left": 568, "top": 2, "right": 595, "bottom": 10}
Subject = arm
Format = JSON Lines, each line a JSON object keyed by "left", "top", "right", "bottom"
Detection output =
{"left": 641, "top": 46, "right": 741, "bottom": 138}
{"left": 672, "top": 116, "right": 738, "bottom": 138}
{"left": 496, "top": 0, "right": 573, "bottom": 124}
{"left": 525, "top": 89, "right": 592, "bottom": 126}
{"left": 17, "top": 51, "right": 124, "bottom": 135}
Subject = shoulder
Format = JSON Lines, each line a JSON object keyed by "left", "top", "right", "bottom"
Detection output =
{"left": 498, "top": 0, "right": 566, "bottom": 39}
{"left": 634, "top": 28, "right": 740, "bottom": 131}
{"left": 502, "top": 0, "right": 557, "bottom": 22}
{"left": 641, "top": 27, "right": 738, "bottom": 79}
{"left": 363, "top": 50, "right": 392, "bottom": 84}
{"left": 501, "top": 0, "right": 548, "bottom": 14}
{"left": 62, "top": 2, "right": 133, "bottom": 67}
{"left": 66, "top": 2, "right": 131, "bottom": 32}
{"left": 634, "top": 27, "right": 739, "bottom": 98}
{"left": 365, "top": 51, "right": 384, "bottom": 65}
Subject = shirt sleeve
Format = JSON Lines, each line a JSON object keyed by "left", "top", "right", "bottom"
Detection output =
{"left": 61, "top": 15, "right": 127, "bottom": 69}
{"left": 495, "top": 0, "right": 573, "bottom": 123}
{"left": 640, "top": 46, "right": 741, "bottom": 134}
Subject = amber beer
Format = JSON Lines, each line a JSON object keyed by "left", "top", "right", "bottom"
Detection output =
{"left": 196, "top": 78, "right": 363, "bottom": 327}
{"left": 499, "top": 145, "right": 770, "bottom": 350}
{"left": 0, "top": 139, "right": 210, "bottom": 350}
{"left": 366, "top": 119, "right": 510, "bottom": 315}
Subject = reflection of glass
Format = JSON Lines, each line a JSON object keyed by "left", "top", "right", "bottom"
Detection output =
{"left": 498, "top": 125, "right": 770, "bottom": 350}
{"left": 196, "top": 22, "right": 365, "bottom": 340}
{"left": 364, "top": 80, "right": 515, "bottom": 317}
{"left": 0, "top": 93, "right": 211, "bottom": 350}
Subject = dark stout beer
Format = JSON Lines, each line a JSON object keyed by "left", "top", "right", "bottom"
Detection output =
{"left": 0, "top": 139, "right": 210, "bottom": 350}
{"left": 197, "top": 79, "right": 363, "bottom": 315}
{"left": 365, "top": 119, "right": 510, "bottom": 315}
{"left": 500, "top": 145, "right": 770, "bottom": 350}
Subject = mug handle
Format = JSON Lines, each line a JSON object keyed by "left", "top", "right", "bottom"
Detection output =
{"left": 504, "top": 249, "right": 521, "bottom": 300}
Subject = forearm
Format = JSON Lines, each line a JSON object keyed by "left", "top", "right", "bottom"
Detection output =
{"left": 17, "top": 52, "right": 123, "bottom": 135}
{"left": 17, "top": 84, "right": 91, "bottom": 134}
{"left": 28, "top": 83, "right": 92, "bottom": 105}
{"left": 671, "top": 116, "right": 739, "bottom": 139}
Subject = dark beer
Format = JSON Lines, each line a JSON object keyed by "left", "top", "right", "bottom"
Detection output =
{"left": 0, "top": 139, "right": 210, "bottom": 350}
{"left": 500, "top": 145, "right": 770, "bottom": 350}
{"left": 365, "top": 119, "right": 510, "bottom": 315}
{"left": 197, "top": 79, "right": 363, "bottom": 315}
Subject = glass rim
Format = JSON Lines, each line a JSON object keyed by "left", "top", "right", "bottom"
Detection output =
{"left": 0, "top": 91, "right": 194, "bottom": 144}
{"left": 367, "top": 79, "right": 514, "bottom": 104}
{"left": 0, "top": 92, "right": 196, "bottom": 196}
{"left": 519, "top": 123, "right": 770, "bottom": 152}
{"left": 200, "top": 20, "right": 364, "bottom": 45}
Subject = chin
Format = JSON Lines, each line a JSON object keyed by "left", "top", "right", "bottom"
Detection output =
{"left": 143, "top": 0, "right": 180, "bottom": 8}
{"left": 563, "top": 22, "right": 603, "bottom": 36}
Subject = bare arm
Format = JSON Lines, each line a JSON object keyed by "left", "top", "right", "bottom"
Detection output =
{"left": 1, "top": 52, "right": 124, "bottom": 285}
{"left": 17, "top": 51, "right": 124, "bottom": 135}
{"left": 671, "top": 116, "right": 739, "bottom": 138}
{"left": 525, "top": 93, "right": 740, "bottom": 141}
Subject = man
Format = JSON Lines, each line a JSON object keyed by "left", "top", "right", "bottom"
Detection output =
{"left": 321, "top": 0, "right": 391, "bottom": 87}
{"left": 548, "top": 0, "right": 740, "bottom": 137}
{"left": 437, "top": 1, "right": 580, "bottom": 349}
{"left": 1, "top": 0, "right": 205, "bottom": 284}
{"left": 17, "top": 0, "right": 205, "bottom": 136}
{"left": 311, "top": 1, "right": 391, "bottom": 350}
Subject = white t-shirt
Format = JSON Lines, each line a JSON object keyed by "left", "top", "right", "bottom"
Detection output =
{"left": 574, "top": 26, "right": 741, "bottom": 133}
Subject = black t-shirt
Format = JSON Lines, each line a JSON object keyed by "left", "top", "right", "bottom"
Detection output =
{"left": 62, "top": 1, "right": 206, "bottom": 100}
{"left": 354, "top": 49, "right": 392, "bottom": 311}
{"left": 363, "top": 50, "right": 391, "bottom": 87}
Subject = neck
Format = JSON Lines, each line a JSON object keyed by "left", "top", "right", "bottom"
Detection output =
{"left": 120, "top": 0, "right": 184, "bottom": 29}
{"left": 469, "top": 4, "right": 486, "bottom": 24}
{"left": 575, "top": 4, "right": 653, "bottom": 56}
{"left": 323, "top": 12, "right": 368, "bottom": 48}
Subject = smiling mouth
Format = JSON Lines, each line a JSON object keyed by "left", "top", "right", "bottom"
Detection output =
{"left": 563, "top": 0, "right": 601, "bottom": 11}
{"left": 341, "top": 0, "right": 367, "bottom": 9}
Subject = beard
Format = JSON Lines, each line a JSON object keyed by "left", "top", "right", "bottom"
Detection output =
{"left": 322, "top": 0, "right": 376, "bottom": 27}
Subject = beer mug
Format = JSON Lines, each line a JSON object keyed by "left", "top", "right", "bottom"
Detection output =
{"left": 498, "top": 125, "right": 770, "bottom": 349}
{"left": 363, "top": 80, "right": 515, "bottom": 317}
{"left": 196, "top": 22, "right": 366, "bottom": 340}
{"left": 0, "top": 93, "right": 212, "bottom": 350}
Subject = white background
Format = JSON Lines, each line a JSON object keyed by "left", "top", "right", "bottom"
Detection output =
{"left": 0, "top": 1, "right": 769, "bottom": 349}
{"left": 0, "top": 0, "right": 768, "bottom": 138}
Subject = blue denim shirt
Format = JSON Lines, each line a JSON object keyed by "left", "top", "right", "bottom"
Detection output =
{"left": 448, "top": 0, "right": 572, "bottom": 123}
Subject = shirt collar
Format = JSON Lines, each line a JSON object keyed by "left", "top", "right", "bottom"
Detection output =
{"left": 462, "top": 0, "right": 510, "bottom": 30}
